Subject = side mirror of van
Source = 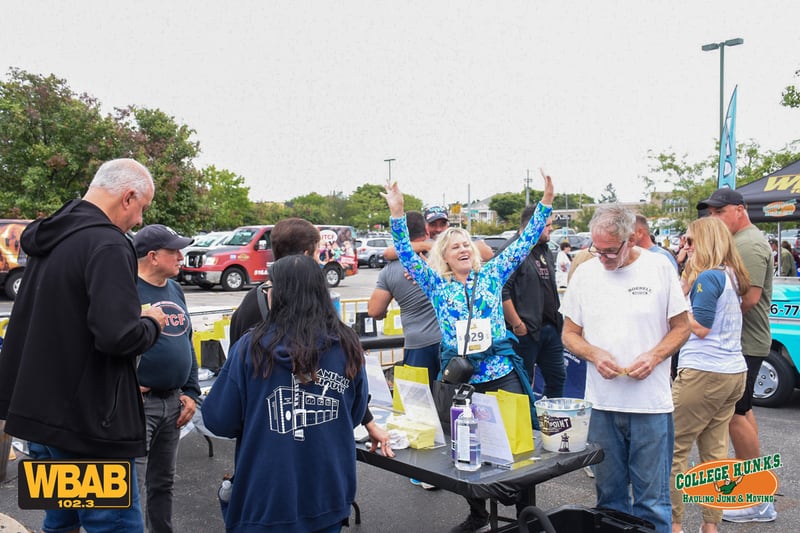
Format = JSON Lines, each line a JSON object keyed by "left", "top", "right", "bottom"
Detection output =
{"left": 256, "top": 240, "right": 268, "bottom": 251}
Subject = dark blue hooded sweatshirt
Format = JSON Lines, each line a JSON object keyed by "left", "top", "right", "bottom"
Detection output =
{"left": 0, "top": 199, "right": 161, "bottom": 457}
{"left": 203, "top": 330, "right": 367, "bottom": 533}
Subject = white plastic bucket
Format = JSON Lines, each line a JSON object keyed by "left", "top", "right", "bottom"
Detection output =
{"left": 534, "top": 398, "right": 592, "bottom": 453}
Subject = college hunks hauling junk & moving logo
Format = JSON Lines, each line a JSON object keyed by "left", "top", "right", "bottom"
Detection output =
{"left": 18, "top": 460, "right": 132, "bottom": 510}
{"left": 675, "top": 454, "right": 780, "bottom": 509}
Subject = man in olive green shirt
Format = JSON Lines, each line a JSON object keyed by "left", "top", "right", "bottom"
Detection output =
{"left": 697, "top": 188, "right": 776, "bottom": 523}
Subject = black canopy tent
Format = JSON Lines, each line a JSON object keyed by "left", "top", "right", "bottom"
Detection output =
{"left": 735, "top": 159, "right": 800, "bottom": 275}
{"left": 737, "top": 159, "right": 800, "bottom": 223}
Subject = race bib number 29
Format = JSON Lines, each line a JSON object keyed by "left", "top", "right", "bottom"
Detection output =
{"left": 455, "top": 318, "right": 491, "bottom": 355}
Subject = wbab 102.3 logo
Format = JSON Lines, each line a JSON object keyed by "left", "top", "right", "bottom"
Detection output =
{"left": 675, "top": 453, "right": 781, "bottom": 509}
{"left": 17, "top": 460, "right": 131, "bottom": 510}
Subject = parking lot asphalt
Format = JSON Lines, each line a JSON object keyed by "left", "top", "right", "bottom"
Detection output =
{"left": 3, "top": 393, "right": 799, "bottom": 532}
{"left": 2, "top": 271, "right": 799, "bottom": 531}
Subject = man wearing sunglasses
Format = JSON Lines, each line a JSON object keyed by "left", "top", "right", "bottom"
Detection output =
{"left": 697, "top": 188, "right": 776, "bottom": 524}
{"left": 560, "top": 204, "right": 690, "bottom": 533}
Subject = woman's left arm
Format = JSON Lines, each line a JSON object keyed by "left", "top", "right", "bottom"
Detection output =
{"left": 688, "top": 270, "right": 726, "bottom": 339}
{"left": 491, "top": 201, "right": 552, "bottom": 282}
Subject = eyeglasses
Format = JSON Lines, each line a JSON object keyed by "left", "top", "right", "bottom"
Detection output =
{"left": 588, "top": 241, "right": 626, "bottom": 259}
{"left": 684, "top": 237, "right": 694, "bottom": 247}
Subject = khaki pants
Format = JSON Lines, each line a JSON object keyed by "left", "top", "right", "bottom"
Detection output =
{"left": 670, "top": 368, "right": 746, "bottom": 525}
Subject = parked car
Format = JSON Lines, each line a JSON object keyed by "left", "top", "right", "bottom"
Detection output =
{"left": 356, "top": 237, "right": 389, "bottom": 268}
{"left": 551, "top": 234, "right": 591, "bottom": 252}
{"left": 182, "top": 224, "right": 358, "bottom": 289}
{"left": 753, "top": 277, "right": 800, "bottom": 407}
{"left": 178, "top": 231, "right": 233, "bottom": 282}
{"left": 480, "top": 235, "right": 512, "bottom": 255}
{"left": 0, "top": 219, "right": 30, "bottom": 300}
{"left": 189, "top": 231, "right": 232, "bottom": 249}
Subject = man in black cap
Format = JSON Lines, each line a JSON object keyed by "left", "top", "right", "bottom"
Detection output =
{"left": 134, "top": 224, "right": 201, "bottom": 532}
{"left": 696, "top": 188, "right": 776, "bottom": 523}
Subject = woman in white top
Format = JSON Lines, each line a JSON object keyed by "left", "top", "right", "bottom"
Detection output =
{"left": 555, "top": 241, "right": 571, "bottom": 288}
{"left": 670, "top": 217, "right": 750, "bottom": 533}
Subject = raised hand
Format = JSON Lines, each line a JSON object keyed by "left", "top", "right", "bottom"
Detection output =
{"left": 380, "top": 179, "right": 405, "bottom": 218}
{"left": 541, "top": 168, "right": 555, "bottom": 206}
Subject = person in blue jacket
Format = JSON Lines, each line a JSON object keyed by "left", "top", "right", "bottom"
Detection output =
{"left": 203, "top": 254, "right": 368, "bottom": 533}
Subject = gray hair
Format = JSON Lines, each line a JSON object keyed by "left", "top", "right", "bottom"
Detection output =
{"left": 89, "top": 159, "right": 154, "bottom": 196}
{"left": 590, "top": 204, "right": 636, "bottom": 242}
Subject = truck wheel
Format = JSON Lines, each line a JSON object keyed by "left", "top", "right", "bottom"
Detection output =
{"left": 324, "top": 264, "right": 342, "bottom": 288}
{"left": 221, "top": 268, "right": 246, "bottom": 291}
{"left": 752, "top": 350, "right": 796, "bottom": 408}
{"left": 368, "top": 255, "right": 379, "bottom": 269}
{"left": 4, "top": 270, "right": 23, "bottom": 300}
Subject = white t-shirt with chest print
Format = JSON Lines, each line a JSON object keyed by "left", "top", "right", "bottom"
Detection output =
{"left": 560, "top": 249, "right": 687, "bottom": 413}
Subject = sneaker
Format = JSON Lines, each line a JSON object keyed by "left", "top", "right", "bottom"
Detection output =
{"left": 420, "top": 481, "right": 437, "bottom": 490}
{"left": 721, "top": 501, "right": 777, "bottom": 523}
{"left": 450, "top": 514, "right": 490, "bottom": 533}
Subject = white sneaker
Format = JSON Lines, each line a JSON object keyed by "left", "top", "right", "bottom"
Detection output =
{"left": 721, "top": 501, "right": 777, "bottom": 523}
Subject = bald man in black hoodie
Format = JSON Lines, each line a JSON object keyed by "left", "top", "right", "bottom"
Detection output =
{"left": 0, "top": 158, "right": 166, "bottom": 532}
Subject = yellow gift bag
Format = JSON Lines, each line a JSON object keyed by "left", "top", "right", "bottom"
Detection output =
{"left": 488, "top": 389, "right": 534, "bottom": 454}
{"left": 392, "top": 364, "right": 430, "bottom": 413}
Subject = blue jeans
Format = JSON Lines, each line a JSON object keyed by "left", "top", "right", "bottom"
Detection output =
{"left": 512, "top": 323, "right": 566, "bottom": 398}
{"left": 136, "top": 389, "right": 182, "bottom": 533}
{"left": 403, "top": 342, "right": 441, "bottom": 387}
{"left": 588, "top": 409, "right": 673, "bottom": 533}
{"left": 40, "top": 446, "right": 143, "bottom": 533}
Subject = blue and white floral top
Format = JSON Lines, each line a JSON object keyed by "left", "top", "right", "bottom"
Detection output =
{"left": 390, "top": 202, "right": 551, "bottom": 383}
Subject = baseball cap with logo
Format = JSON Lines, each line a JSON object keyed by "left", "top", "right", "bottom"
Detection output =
{"left": 696, "top": 187, "right": 745, "bottom": 210}
{"left": 134, "top": 224, "right": 194, "bottom": 258}
{"left": 424, "top": 206, "right": 448, "bottom": 223}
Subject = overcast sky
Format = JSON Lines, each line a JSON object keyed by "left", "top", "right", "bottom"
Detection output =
{"left": 2, "top": 1, "right": 798, "bottom": 208}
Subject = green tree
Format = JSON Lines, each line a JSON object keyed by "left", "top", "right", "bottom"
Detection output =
{"left": 114, "top": 106, "right": 203, "bottom": 234}
{"left": 250, "top": 201, "right": 292, "bottom": 225}
{"left": 287, "top": 192, "right": 331, "bottom": 224}
{"left": 199, "top": 165, "right": 252, "bottom": 230}
{"left": 0, "top": 68, "right": 118, "bottom": 217}
{"left": 782, "top": 69, "right": 800, "bottom": 108}
{"left": 346, "top": 183, "right": 422, "bottom": 230}
{"left": 599, "top": 183, "right": 618, "bottom": 203}
{"left": 489, "top": 192, "right": 525, "bottom": 222}
{"left": 643, "top": 150, "right": 714, "bottom": 227}
{"left": 572, "top": 206, "right": 596, "bottom": 232}
{"left": 553, "top": 192, "right": 593, "bottom": 210}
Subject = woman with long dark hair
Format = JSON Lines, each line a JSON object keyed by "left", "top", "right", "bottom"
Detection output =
{"left": 203, "top": 255, "right": 367, "bottom": 533}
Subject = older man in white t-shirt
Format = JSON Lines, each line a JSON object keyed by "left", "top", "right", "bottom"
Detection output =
{"left": 560, "top": 204, "right": 690, "bottom": 533}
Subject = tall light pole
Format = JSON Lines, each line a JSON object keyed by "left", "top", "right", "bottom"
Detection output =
{"left": 701, "top": 38, "right": 743, "bottom": 143}
{"left": 383, "top": 158, "right": 395, "bottom": 182}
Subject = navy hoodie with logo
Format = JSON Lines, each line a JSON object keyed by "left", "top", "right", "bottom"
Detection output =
{"left": 0, "top": 199, "right": 161, "bottom": 458}
{"left": 203, "top": 331, "right": 367, "bottom": 533}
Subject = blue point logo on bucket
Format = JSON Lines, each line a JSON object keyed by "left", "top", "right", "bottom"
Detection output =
{"left": 534, "top": 398, "right": 592, "bottom": 453}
